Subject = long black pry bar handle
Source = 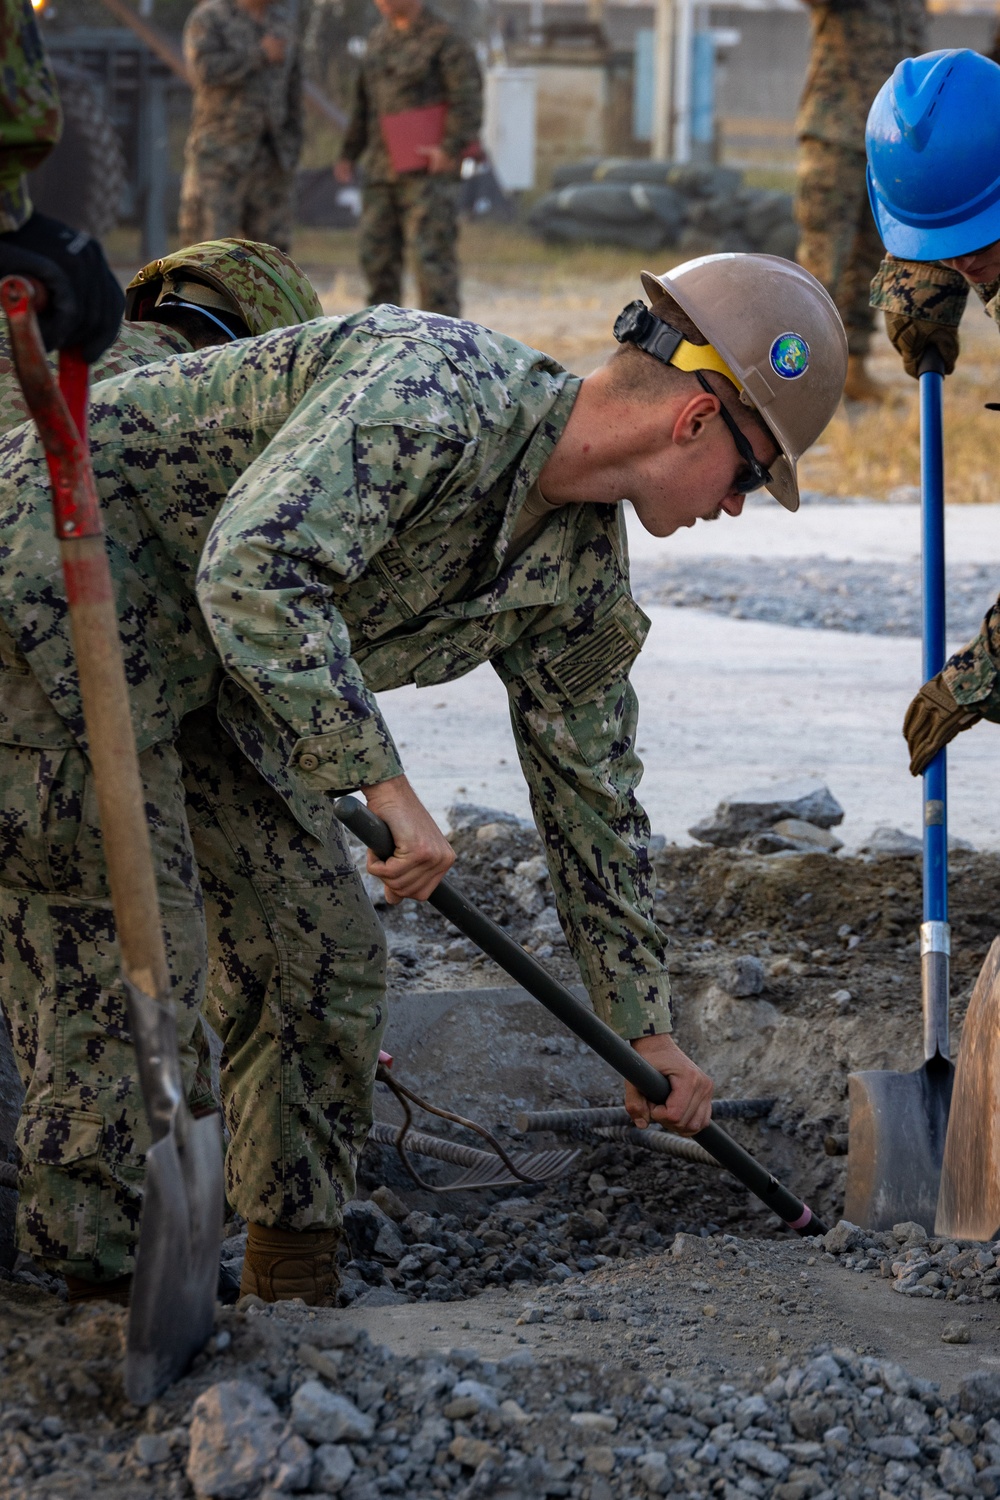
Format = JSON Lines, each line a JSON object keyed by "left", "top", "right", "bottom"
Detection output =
{"left": 335, "top": 796, "right": 828, "bottom": 1238}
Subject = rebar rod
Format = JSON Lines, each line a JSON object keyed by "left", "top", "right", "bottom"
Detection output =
{"left": 516, "top": 1098, "right": 775, "bottom": 1133}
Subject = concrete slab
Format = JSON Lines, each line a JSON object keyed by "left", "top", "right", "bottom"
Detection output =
{"left": 377, "top": 604, "right": 1000, "bottom": 852}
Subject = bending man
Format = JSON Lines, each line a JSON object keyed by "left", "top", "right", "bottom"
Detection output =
{"left": 0, "top": 253, "right": 846, "bottom": 1305}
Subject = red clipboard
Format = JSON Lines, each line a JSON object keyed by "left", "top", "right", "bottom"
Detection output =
{"left": 379, "top": 103, "right": 449, "bottom": 174}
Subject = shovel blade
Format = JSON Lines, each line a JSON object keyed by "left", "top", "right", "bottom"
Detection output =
{"left": 844, "top": 1059, "right": 953, "bottom": 1232}
{"left": 125, "top": 1112, "right": 225, "bottom": 1406}
{"left": 936, "top": 938, "right": 1000, "bottom": 1241}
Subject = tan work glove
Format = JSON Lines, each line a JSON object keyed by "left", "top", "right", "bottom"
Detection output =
{"left": 885, "top": 314, "right": 960, "bottom": 380}
{"left": 903, "top": 672, "right": 983, "bottom": 776}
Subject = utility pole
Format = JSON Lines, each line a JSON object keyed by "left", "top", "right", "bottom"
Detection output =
{"left": 673, "top": 0, "right": 693, "bottom": 164}
{"left": 652, "top": 0, "right": 673, "bottom": 160}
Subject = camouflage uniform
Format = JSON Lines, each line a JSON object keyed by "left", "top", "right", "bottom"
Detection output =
{"left": 795, "top": 0, "right": 926, "bottom": 356}
{"left": 342, "top": 8, "right": 482, "bottom": 316}
{"left": 0, "top": 0, "right": 61, "bottom": 232}
{"left": 0, "top": 239, "right": 324, "bottom": 1280}
{"left": 0, "top": 322, "right": 190, "bottom": 439}
{"left": 180, "top": 0, "right": 303, "bottom": 252}
{"left": 872, "top": 255, "right": 1000, "bottom": 720}
{"left": 0, "top": 308, "right": 670, "bottom": 1279}
{"left": 0, "top": 236, "right": 323, "bottom": 437}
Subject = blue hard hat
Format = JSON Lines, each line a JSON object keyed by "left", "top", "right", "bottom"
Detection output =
{"left": 866, "top": 49, "right": 1000, "bottom": 262}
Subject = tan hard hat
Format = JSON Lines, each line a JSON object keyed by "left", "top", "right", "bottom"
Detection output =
{"left": 641, "top": 253, "right": 848, "bottom": 512}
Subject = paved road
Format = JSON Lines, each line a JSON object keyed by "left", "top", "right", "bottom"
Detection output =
{"left": 377, "top": 504, "right": 1000, "bottom": 851}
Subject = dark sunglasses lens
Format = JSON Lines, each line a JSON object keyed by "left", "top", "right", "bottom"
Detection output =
{"left": 734, "top": 464, "right": 768, "bottom": 494}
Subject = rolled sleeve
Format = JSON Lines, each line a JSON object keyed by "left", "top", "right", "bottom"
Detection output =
{"left": 870, "top": 255, "right": 969, "bottom": 326}
{"left": 943, "top": 597, "right": 1000, "bottom": 721}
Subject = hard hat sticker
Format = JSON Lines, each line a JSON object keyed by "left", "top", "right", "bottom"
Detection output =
{"left": 769, "top": 333, "right": 810, "bottom": 380}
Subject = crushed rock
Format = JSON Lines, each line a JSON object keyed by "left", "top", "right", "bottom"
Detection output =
{"left": 5, "top": 1272, "right": 1000, "bottom": 1500}
{"left": 820, "top": 1218, "right": 1000, "bottom": 1308}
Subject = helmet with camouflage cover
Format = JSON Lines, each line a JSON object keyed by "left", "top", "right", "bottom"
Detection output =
{"left": 125, "top": 239, "right": 323, "bottom": 337}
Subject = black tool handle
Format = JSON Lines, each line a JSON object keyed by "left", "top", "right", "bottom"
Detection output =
{"left": 335, "top": 796, "right": 828, "bottom": 1238}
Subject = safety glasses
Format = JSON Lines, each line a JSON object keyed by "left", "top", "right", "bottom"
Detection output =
{"left": 694, "top": 371, "right": 773, "bottom": 494}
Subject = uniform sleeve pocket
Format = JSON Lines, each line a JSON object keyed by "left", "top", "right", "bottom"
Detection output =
{"left": 518, "top": 594, "right": 650, "bottom": 709}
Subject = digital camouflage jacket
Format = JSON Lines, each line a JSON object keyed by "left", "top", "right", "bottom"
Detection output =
{"left": 341, "top": 7, "right": 482, "bottom": 183}
{"left": 0, "top": 308, "right": 672, "bottom": 1042}
{"left": 0, "top": 321, "right": 190, "bottom": 439}
{"left": 0, "top": 0, "right": 61, "bottom": 231}
{"left": 796, "top": 0, "right": 926, "bottom": 151}
{"left": 183, "top": 0, "right": 303, "bottom": 172}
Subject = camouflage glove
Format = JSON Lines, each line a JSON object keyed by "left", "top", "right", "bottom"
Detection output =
{"left": 0, "top": 211, "right": 124, "bottom": 363}
{"left": 884, "top": 314, "right": 960, "bottom": 381}
{"left": 903, "top": 672, "right": 983, "bottom": 776}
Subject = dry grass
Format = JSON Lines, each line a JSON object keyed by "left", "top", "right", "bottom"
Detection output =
{"left": 108, "top": 219, "right": 1000, "bottom": 502}
{"left": 798, "top": 304, "right": 1000, "bottom": 504}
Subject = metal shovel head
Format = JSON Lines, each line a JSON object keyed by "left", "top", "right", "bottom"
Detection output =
{"left": 935, "top": 938, "right": 1000, "bottom": 1241}
{"left": 125, "top": 1110, "right": 225, "bottom": 1406}
{"left": 844, "top": 1056, "right": 954, "bottom": 1233}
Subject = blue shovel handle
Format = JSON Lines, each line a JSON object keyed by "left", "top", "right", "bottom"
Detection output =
{"left": 918, "top": 347, "right": 949, "bottom": 1059}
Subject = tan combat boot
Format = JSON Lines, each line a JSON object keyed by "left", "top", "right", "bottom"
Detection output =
{"left": 240, "top": 1223, "right": 341, "bottom": 1306}
{"left": 843, "top": 354, "right": 885, "bottom": 403}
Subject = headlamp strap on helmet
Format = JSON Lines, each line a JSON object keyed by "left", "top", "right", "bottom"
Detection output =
{"left": 613, "top": 300, "right": 744, "bottom": 395}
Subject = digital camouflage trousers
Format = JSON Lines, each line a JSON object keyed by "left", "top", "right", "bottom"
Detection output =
{"left": 0, "top": 705, "right": 386, "bottom": 1283}
{"left": 795, "top": 138, "right": 885, "bottom": 357}
{"left": 359, "top": 176, "right": 461, "bottom": 318}
{"left": 179, "top": 134, "right": 295, "bottom": 253}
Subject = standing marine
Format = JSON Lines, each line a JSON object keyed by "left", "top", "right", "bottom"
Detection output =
{"left": 180, "top": 0, "right": 303, "bottom": 252}
{"left": 0, "top": 252, "right": 846, "bottom": 1307}
{"left": 866, "top": 49, "right": 1000, "bottom": 773}
{"left": 0, "top": 0, "right": 122, "bottom": 360}
{"left": 795, "top": 0, "right": 925, "bottom": 402}
{"left": 334, "top": 0, "right": 482, "bottom": 317}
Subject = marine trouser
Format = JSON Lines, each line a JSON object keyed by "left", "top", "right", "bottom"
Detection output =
{"left": 795, "top": 137, "right": 885, "bottom": 358}
{"left": 359, "top": 175, "right": 461, "bottom": 318}
{"left": 179, "top": 134, "right": 295, "bottom": 253}
{"left": 0, "top": 704, "right": 386, "bottom": 1282}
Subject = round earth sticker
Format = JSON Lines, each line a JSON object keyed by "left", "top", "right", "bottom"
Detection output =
{"left": 769, "top": 332, "right": 810, "bottom": 379}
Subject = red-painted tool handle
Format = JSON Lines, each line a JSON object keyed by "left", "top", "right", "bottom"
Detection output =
{"left": 0, "top": 279, "right": 102, "bottom": 544}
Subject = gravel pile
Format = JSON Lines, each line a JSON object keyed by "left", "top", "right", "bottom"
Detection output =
{"left": 821, "top": 1219, "right": 1000, "bottom": 1309}
{"left": 629, "top": 558, "right": 999, "bottom": 639}
{"left": 239, "top": 1129, "right": 798, "bottom": 1310}
{"left": 7, "top": 1284, "right": 1000, "bottom": 1500}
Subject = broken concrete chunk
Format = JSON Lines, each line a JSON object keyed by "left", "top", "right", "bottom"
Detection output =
{"left": 958, "top": 1371, "right": 1000, "bottom": 1416}
{"left": 342, "top": 1199, "right": 405, "bottom": 1263}
{"left": 447, "top": 803, "right": 528, "bottom": 833}
{"left": 689, "top": 781, "right": 844, "bottom": 848}
{"left": 186, "top": 1380, "right": 287, "bottom": 1499}
{"left": 721, "top": 955, "right": 765, "bottom": 998}
{"left": 769, "top": 818, "right": 844, "bottom": 852}
{"left": 858, "top": 827, "right": 922, "bottom": 858}
{"left": 504, "top": 855, "right": 550, "bottom": 915}
{"left": 823, "top": 1220, "right": 864, "bottom": 1255}
{"left": 891, "top": 1221, "right": 928, "bottom": 1247}
{"left": 671, "top": 1232, "right": 709, "bottom": 1260}
{"left": 290, "top": 1381, "right": 375, "bottom": 1444}
{"left": 310, "top": 1442, "right": 356, "bottom": 1494}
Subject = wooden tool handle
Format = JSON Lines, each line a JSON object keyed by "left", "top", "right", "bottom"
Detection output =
{"left": 1, "top": 277, "right": 169, "bottom": 1005}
